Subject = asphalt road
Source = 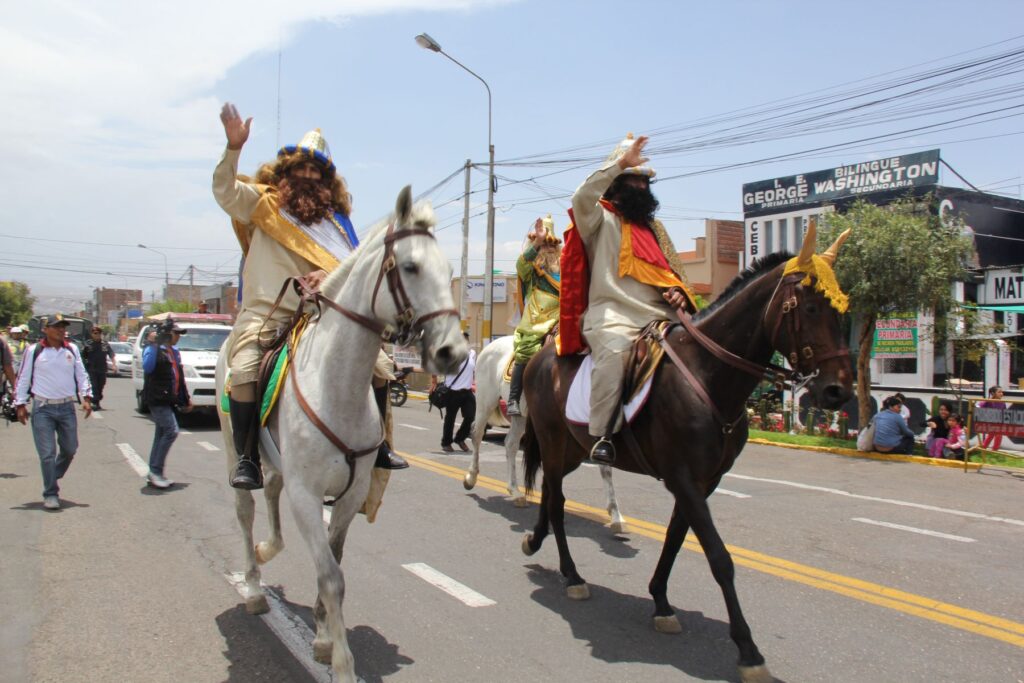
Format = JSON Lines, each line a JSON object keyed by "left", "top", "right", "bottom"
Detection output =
{"left": 1, "top": 378, "right": 1022, "bottom": 682}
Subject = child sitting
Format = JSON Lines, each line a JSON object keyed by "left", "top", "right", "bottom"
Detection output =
{"left": 942, "top": 414, "right": 967, "bottom": 460}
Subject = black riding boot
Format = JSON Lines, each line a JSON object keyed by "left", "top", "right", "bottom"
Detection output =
{"left": 229, "top": 398, "right": 263, "bottom": 490}
{"left": 506, "top": 362, "right": 526, "bottom": 417}
{"left": 590, "top": 436, "right": 616, "bottom": 465}
{"left": 373, "top": 385, "right": 408, "bottom": 470}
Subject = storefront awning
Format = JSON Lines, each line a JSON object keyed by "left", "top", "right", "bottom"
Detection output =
{"left": 961, "top": 303, "right": 1024, "bottom": 313}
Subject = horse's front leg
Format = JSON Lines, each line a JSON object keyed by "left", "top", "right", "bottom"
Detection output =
{"left": 312, "top": 492, "right": 360, "bottom": 665}
{"left": 286, "top": 479, "right": 356, "bottom": 682}
{"left": 647, "top": 501, "right": 689, "bottom": 634}
{"left": 233, "top": 488, "right": 269, "bottom": 614}
{"left": 665, "top": 471, "right": 772, "bottom": 683}
{"left": 506, "top": 416, "right": 528, "bottom": 507}
{"left": 598, "top": 464, "right": 627, "bottom": 534}
{"left": 255, "top": 468, "right": 285, "bottom": 564}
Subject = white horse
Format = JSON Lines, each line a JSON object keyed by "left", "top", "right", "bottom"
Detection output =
{"left": 463, "top": 335, "right": 626, "bottom": 533}
{"left": 216, "top": 186, "right": 466, "bottom": 682}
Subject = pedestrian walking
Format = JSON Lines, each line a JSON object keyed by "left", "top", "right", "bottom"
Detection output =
{"left": 142, "top": 319, "right": 192, "bottom": 489}
{"left": 8, "top": 325, "right": 29, "bottom": 374}
{"left": 431, "top": 331, "right": 476, "bottom": 452}
{"left": 82, "top": 327, "right": 114, "bottom": 410}
{"left": 14, "top": 314, "right": 92, "bottom": 510}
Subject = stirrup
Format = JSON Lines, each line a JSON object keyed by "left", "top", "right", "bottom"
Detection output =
{"left": 590, "top": 437, "right": 615, "bottom": 465}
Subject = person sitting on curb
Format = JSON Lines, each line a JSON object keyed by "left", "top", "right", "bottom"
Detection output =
{"left": 872, "top": 396, "right": 916, "bottom": 455}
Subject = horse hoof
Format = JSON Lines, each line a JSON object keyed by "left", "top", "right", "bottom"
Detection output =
{"left": 512, "top": 496, "right": 529, "bottom": 508}
{"left": 245, "top": 594, "right": 269, "bottom": 615}
{"left": 462, "top": 473, "right": 477, "bottom": 490}
{"left": 312, "top": 639, "right": 332, "bottom": 664}
{"left": 566, "top": 583, "right": 590, "bottom": 600}
{"left": 738, "top": 664, "right": 774, "bottom": 683}
{"left": 608, "top": 521, "right": 628, "bottom": 535}
{"left": 521, "top": 534, "right": 536, "bottom": 556}
{"left": 653, "top": 614, "right": 682, "bottom": 634}
{"left": 254, "top": 542, "right": 280, "bottom": 565}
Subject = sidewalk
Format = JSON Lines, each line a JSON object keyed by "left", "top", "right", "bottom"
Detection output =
{"left": 748, "top": 437, "right": 983, "bottom": 471}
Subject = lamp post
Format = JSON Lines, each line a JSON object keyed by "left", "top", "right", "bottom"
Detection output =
{"left": 137, "top": 243, "right": 169, "bottom": 287}
{"left": 416, "top": 32, "right": 496, "bottom": 345}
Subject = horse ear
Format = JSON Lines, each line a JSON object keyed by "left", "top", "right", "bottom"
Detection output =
{"left": 821, "top": 228, "right": 851, "bottom": 266}
{"left": 395, "top": 185, "right": 413, "bottom": 224}
{"left": 797, "top": 216, "right": 816, "bottom": 267}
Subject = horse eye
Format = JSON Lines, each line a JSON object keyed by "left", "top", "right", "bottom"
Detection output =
{"left": 401, "top": 262, "right": 419, "bottom": 275}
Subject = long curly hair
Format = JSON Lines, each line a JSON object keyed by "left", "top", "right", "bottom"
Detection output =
{"left": 254, "top": 152, "right": 353, "bottom": 217}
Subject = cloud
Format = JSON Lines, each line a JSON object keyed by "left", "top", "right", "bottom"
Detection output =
{"left": 0, "top": 0, "right": 512, "bottom": 293}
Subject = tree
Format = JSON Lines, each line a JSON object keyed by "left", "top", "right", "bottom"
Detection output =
{"left": 146, "top": 299, "right": 194, "bottom": 316}
{"left": 0, "top": 281, "right": 35, "bottom": 327}
{"left": 817, "top": 198, "right": 974, "bottom": 427}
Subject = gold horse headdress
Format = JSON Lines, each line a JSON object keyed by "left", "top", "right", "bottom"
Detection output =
{"left": 781, "top": 219, "right": 851, "bottom": 314}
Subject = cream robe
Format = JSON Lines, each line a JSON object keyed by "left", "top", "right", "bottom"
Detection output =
{"left": 572, "top": 161, "right": 675, "bottom": 436}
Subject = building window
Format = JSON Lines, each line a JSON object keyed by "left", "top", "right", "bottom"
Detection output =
{"left": 764, "top": 220, "right": 774, "bottom": 254}
{"left": 794, "top": 216, "right": 805, "bottom": 248}
{"left": 883, "top": 358, "right": 917, "bottom": 374}
{"left": 778, "top": 218, "right": 788, "bottom": 253}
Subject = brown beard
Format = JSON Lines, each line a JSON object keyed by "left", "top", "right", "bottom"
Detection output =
{"left": 279, "top": 176, "right": 333, "bottom": 225}
{"left": 536, "top": 247, "right": 561, "bottom": 275}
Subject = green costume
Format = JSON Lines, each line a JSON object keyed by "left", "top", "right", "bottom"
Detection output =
{"left": 513, "top": 244, "right": 561, "bottom": 364}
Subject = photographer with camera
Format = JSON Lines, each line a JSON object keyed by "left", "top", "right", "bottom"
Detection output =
{"left": 142, "top": 319, "right": 193, "bottom": 489}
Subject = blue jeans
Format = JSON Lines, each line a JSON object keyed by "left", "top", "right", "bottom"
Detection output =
{"left": 148, "top": 404, "right": 179, "bottom": 476}
{"left": 30, "top": 401, "right": 78, "bottom": 498}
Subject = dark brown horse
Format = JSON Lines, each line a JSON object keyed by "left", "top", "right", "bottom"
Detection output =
{"left": 521, "top": 226, "right": 853, "bottom": 683}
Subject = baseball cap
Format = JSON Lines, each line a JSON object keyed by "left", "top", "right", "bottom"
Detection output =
{"left": 43, "top": 314, "right": 70, "bottom": 327}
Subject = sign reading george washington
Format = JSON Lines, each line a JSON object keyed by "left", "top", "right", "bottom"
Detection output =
{"left": 742, "top": 150, "right": 940, "bottom": 214}
{"left": 970, "top": 400, "right": 1024, "bottom": 438}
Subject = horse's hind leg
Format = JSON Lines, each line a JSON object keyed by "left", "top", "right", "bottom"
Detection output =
{"left": 667, "top": 473, "right": 771, "bottom": 682}
{"left": 287, "top": 481, "right": 356, "bottom": 682}
{"left": 599, "top": 464, "right": 627, "bottom": 533}
{"left": 522, "top": 476, "right": 551, "bottom": 556}
{"left": 463, "top": 399, "right": 490, "bottom": 491}
{"left": 255, "top": 469, "right": 284, "bottom": 564}
{"left": 506, "top": 416, "right": 528, "bottom": 506}
{"left": 234, "top": 488, "right": 269, "bottom": 615}
{"left": 647, "top": 502, "right": 689, "bottom": 634}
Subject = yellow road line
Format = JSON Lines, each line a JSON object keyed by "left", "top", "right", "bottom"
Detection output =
{"left": 404, "top": 453, "right": 1024, "bottom": 648}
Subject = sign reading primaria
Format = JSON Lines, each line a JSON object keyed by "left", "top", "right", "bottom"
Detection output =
{"left": 872, "top": 312, "right": 918, "bottom": 359}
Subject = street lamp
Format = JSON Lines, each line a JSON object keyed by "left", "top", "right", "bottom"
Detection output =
{"left": 106, "top": 272, "right": 128, "bottom": 288}
{"left": 415, "top": 32, "right": 496, "bottom": 345}
{"left": 137, "top": 243, "right": 169, "bottom": 286}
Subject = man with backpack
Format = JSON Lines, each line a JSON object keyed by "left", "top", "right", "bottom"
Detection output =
{"left": 14, "top": 315, "right": 93, "bottom": 510}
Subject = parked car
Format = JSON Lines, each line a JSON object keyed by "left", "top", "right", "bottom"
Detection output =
{"left": 110, "top": 342, "right": 133, "bottom": 377}
{"left": 132, "top": 320, "right": 232, "bottom": 414}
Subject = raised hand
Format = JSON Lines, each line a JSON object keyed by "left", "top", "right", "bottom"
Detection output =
{"left": 618, "top": 135, "right": 649, "bottom": 170}
{"left": 220, "top": 102, "right": 252, "bottom": 150}
{"left": 529, "top": 217, "right": 545, "bottom": 247}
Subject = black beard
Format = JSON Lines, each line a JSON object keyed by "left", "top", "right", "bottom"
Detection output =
{"left": 609, "top": 183, "right": 659, "bottom": 226}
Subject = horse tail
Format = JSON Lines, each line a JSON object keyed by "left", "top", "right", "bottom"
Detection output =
{"left": 522, "top": 416, "right": 541, "bottom": 494}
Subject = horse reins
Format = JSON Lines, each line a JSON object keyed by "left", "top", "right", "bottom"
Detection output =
{"left": 654, "top": 271, "right": 846, "bottom": 434}
{"left": 266, "top": 222, "right": 459, "bottom": 497}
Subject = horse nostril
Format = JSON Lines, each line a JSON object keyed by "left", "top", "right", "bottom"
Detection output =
{"left": 823, "top": 384, "right": 846, "bottom": 407}
{"left": 435, "top": 345, "right": 452, "bottom": 364}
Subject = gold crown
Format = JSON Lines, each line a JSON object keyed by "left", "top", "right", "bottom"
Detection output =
{"left": 279, "top": 128, "right": 335, "bottom": 173}
{"left": 604, "top": 132, "right": 656, "bottom": 178}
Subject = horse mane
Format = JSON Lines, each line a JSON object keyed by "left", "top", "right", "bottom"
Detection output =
{"left": 693, "top": 251, "right": 792, "bottom": 322}
{"left": 320, "top": 200, "right": 437, "bottom": 298}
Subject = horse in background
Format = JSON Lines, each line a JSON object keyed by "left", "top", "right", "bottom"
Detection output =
{"left": 521, "top": 223, "right": 853, "bottom": 683}
{"left": 216, "top": 187, "right": 466, "bottom": 682}
{"left": 463, "top": 335, "right": 626, "bottom": 533}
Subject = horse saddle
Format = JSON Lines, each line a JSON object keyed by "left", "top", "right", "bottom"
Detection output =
{"left": 563, "top": 320, "right": 670, "bottom": 427}
{"left": 502, "top": 322, "right": 561, "bottom": 383}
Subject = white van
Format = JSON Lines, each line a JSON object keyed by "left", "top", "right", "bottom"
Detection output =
{"left": 132, "top": 320, "right": 232, "bottom": 414}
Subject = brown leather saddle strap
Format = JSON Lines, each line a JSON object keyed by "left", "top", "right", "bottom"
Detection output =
{"left": 285, "top": 340, "right": 382, "bottom": 498}
{"left": 676, "top": 308, "right": 790, "bottom": 382}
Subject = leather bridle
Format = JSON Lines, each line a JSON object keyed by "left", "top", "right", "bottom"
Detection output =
{"left": 653, "top": 271, "right": 849, "bottom": 433}
{"left": 269, "top": 221, "right": 459, "bottom": 497}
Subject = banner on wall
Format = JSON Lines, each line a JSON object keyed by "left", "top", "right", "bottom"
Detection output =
{"left": 871, "top": 312, "right": 918, "bottom": 358}
{"left": 970, "top": 400, "right": 1024, "bottom": 437}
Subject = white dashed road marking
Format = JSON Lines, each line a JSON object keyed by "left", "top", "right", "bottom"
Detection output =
{"left": 725, "top": 472, "right": 1024, "bottom": 527}
{"left": 116, "top": 443, "right": 148, "bottom": 477}
{"left": 398, "top": 423, "right": 428, "bottom": 431}
{"left": 852, "top": 517, "right": 976, "bottom": 543}
{"left": 178, "top": 430, "right": 192, "bottom": 435}
{"left": 197, "top": 441, "right": 220, "bottom": 451}
{"left": 91, "top": 413, "right": 103, "bottom": 420}
{"left": 401, "top": 562, "right": 496, "bottom": 607}
{"left": 713, "top": 488, "right": 751, "bottom": 499}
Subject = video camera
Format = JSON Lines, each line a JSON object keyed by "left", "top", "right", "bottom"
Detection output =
{"left": 155, "top": 318, "right": 187, "bottom": 344}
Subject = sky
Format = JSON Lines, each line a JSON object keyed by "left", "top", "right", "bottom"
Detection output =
{"left": 2, "top": 0, "right": 1023, "bottom": 303}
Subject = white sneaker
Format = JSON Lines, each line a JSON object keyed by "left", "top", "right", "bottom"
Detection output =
{"left": 147, "top": 473, "right": 173, "bottom": 489}
{"left": 43, "top": 496, "right": 60, "bottom": 510}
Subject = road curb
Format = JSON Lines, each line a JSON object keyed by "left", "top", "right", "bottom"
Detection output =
{"left": 747, "top": 438, "right": 982, "bottom": 470}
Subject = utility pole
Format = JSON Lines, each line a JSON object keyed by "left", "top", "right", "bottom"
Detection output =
{"left": 189, "top": 264, "right": 195, "bottom": 308}
{"left": 460, "top": 159, "right": 471, "bottom": 327}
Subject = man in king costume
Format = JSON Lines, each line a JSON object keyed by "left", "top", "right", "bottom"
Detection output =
{"left": 562, "top": 134, "right": 697, "bottom": 465}
{"left": 506, "top": 216, "right": 562, "bottom": 417}
{"left": 213, "top": 103, "right": 407, "bottom": 491}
